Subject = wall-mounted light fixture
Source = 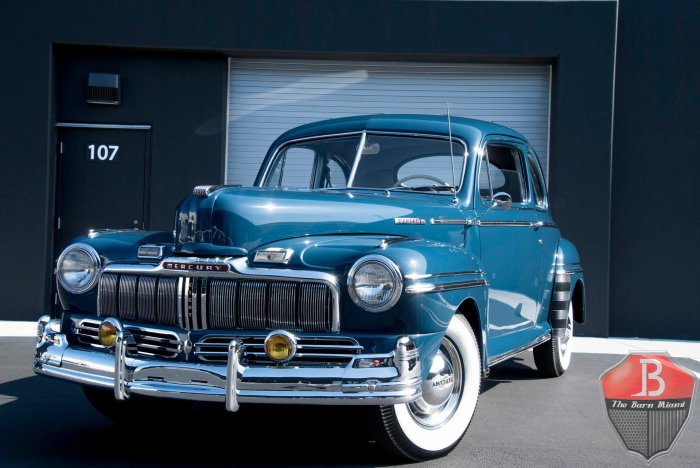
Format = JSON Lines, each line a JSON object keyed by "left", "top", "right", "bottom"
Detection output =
{"left": 87, "top": 73, "right": 121, "bottom": 105}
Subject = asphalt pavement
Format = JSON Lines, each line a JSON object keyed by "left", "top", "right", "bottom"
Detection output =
{"left": 1, "top": 337, "right": 698, "bottom": 467}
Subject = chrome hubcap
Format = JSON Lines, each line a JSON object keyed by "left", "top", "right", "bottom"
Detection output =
{"left": 408, "top": 338, "right": 463, "bottom": 428}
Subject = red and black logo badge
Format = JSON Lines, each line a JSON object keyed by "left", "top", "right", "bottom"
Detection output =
{"left": 600, "top": 352, "right": 696, "bottom": 461}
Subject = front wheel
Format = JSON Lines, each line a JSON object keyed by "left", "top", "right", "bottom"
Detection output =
{"left": 370, "top": 315, "right": 481, "bottom": 461}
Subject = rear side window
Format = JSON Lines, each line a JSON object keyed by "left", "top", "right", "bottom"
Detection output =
{"left": 478, "top": 144, "right": 527, "bottom": 203}
{"left": 527, "top": 152, "right": 547, "bottom": 208}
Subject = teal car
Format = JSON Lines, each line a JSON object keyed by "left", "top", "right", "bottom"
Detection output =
{"left": 35, "top": 114, "right": 585, "bottom": 461}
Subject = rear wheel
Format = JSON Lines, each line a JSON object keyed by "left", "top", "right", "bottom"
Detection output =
{"left": 370, "top": 315, "right": 481, "bottom": 461}
{"left": 534, "top": 302, "right": 574, "bottom": 377}
{"left": 83, "top": 386, "right": 193, "bottom": 424}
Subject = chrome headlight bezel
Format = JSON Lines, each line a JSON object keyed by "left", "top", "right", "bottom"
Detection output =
{"left": 56, "top": 243, "right": 101, "bottom": 294}
{"left": 347, "top": 254, "right": 402, "bottom": 312}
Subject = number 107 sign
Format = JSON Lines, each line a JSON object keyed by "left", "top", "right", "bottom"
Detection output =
{"left": 87, "top": 144, "right": 119, "bottom": 162}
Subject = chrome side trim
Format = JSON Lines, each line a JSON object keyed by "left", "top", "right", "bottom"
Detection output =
{"left": 404, "top": 270, "right": 482, "bottom": 280}
{"left": 429, "top": 219, "right": 556, "bottom": 228}
{"left": 405, "top": 279, "right": 487, "bottom": 294}
{"left": 555, "top": 268, "right": 584, "bottom": 275}
{"left": 57, "top": 122, "right": 152, "bottom": 130}
{"left": 487, "top": 332, "right": 551, "bottom": 367}
{"left": 479, "top": 221, "right": 535, "bottom": 227}
{"left": 103, "top": 257, "right": 341, "bottom": 332}
{"left": 430, "top": 218, "right": 476, "bottom": 225}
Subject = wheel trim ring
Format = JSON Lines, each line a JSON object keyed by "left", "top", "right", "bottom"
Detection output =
{"left": 557, "top": 304, "right": 574, "bottom": 367}
{"left": 407, "top": 337, "right": 463, "bottom": 429}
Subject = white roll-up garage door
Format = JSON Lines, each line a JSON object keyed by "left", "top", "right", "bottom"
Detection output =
{"left": 227, "top": 59, "right": 550, "bottom": 185}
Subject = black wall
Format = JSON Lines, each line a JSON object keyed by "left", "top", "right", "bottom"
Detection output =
{"left": 0, "top": 1, "right": 616, "bottom": 338}
{"left": 610, "top": 0, "right": 700, "bottom": 339}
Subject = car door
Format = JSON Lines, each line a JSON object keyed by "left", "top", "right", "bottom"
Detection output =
{"left": 475, "top": 138, "right": 544, "bottom": 358}
{"left": 525, "top": 147, "right": 562, "bottom": 330}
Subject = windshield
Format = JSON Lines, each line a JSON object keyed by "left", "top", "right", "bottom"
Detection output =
{"left": 262, "top": 133, "right": 467, "bottom": 193}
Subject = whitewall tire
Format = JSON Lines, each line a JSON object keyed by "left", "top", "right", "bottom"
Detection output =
{"left": 371, "top": 314, "right": 481, "bottom": 461}
{"left": 534, "top": 302, "right": 574, "bottom": 377}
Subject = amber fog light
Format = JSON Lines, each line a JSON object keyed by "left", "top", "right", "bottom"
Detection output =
{"left": 264, "top": 331, "right": 297, "bottom": 363}
{"left": 98, "top": 321, "right": 118, "bottom": 347}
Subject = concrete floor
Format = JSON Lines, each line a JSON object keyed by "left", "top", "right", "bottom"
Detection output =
{"left": 1, "top": 337, "right": 698, "bottom": 467}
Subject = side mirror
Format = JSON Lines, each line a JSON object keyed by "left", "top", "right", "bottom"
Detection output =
{"left": 490, "top": 192, "right": 512, "bottom": 211}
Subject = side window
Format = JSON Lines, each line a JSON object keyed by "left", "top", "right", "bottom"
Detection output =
{"left": 479, "top": 144, "right": 527, "bottom": 204}
{"left": 323, "top": 157, "right": 349, "bottom": 188}
{"left": 527, "top": 152, "right": 546, "bottom": 208}
{"left": 266, "top": 147, "right": 316, "bottom": 188}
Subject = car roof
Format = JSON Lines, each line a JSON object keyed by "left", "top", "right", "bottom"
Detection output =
{"left": 270, "top": 114, "right": 526, "bottom": 146}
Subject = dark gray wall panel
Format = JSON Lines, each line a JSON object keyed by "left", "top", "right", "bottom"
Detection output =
{"left": 610, "top": 0, "right": 700, "bottom": 339}
{"left": 56, "top": 48, "right": 228, "bottom": 230}
{"left": 0, "top": 0, "right": 616, "bottom": 335}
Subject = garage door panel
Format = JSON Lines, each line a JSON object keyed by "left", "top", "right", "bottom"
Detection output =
{"left": 228, "top": 59, "right": 550, "bottom": 185}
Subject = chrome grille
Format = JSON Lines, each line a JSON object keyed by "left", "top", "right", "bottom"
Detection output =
{"left": 194, "top": 335, "right": 363, "bottom": 367}
{"left": 98, "top": 273, "right": 334, "bottom": 332}
{"left": 74, "top": 319, "right": 182, "bottom": 358}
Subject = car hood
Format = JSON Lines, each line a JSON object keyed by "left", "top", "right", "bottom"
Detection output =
{"left": 173, "top": 187, "right": 467, "bottom": 254}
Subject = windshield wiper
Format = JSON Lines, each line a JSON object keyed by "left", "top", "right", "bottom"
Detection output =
{"left": 387, "top": 185, "right": 455, "bottom": 193}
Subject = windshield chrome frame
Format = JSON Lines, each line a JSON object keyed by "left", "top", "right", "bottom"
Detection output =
{"left": 258, "top": 130, "right": 469, "bottom": 194}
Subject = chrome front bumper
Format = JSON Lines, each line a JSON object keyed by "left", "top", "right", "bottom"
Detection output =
{"left": 33, "top": 317, "right": 422, "bottom": 410}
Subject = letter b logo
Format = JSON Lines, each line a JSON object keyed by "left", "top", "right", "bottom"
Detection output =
{"left": 631, "top": 358, "right": 665, "bottom": 397}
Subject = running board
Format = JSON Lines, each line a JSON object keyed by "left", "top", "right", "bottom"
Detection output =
{"left": 486, "top": 332, "right": 552, "bottom": 368}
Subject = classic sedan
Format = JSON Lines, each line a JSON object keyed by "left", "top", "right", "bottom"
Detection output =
{"left": 35, "top": 114, "right": 585, "bottom": 461}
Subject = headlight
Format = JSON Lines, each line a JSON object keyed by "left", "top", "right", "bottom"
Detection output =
{"left": 347, "top": 255, "right": 402, "bottom": 312}
{"left": 56, "top": 243, "right": 101, "bottom": 294}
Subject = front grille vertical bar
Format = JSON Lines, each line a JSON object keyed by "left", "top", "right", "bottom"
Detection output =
{"left": 157, "top": 277, "right": 178, "bottom": 326}
{"left": 191, "top": 278, "right": 199, "bottom": 330}
{"left": 209, "top": 279, "right": 237, "bottom": 329}
{"left": 238, "top": 281, "right": 267, "bottom": 329}
{"left": 137, "top": 276, "right": 157, "bottom": 322}
{"left": 118, "top": 275, "right": 138, "bottom": 321}
{"left": 269, "top": 282, "right": 297, "bottom": 329}
{"left": 98, "top": 273, "right": 119, "bottom": 317}
{"left": 182, "top": 277, "right": 191, "bottom": 330}
{"left": 299, "top": 283, "right": 331, "bottom": 332}
{"left": 176, "top": 277, "right": 184, "bottom": 329}
{"left": 200, "top": 278, "right": 208, "bottom": 329}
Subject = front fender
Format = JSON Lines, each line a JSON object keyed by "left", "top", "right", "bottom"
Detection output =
{"left": 255, "top": 235, "right": 488, "bottom": 374}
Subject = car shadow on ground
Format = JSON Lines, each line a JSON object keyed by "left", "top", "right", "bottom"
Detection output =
{"left": 0, "top": 355, "right": 543, "bottom": 466}
{"left": 481, "top": 355, "right": 544, "bottom": 393}
{"left": 0, "top": 373, "right": 396, "bottom": 466}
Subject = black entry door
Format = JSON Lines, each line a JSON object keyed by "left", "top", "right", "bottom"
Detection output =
{"left": 55, "top": 125, "right": 150, "bottom": 251}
